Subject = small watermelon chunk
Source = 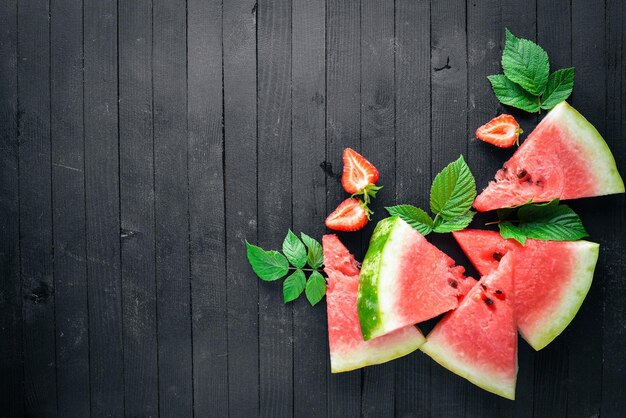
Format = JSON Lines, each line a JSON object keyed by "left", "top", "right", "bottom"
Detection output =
{"left": 453, "top": 229, "right": 599, "bottom": 350}
{"left": 421, "top": 253, "right": 518, "bottom": 400}
{"left": 323, "top": 235, "right": 425, "bottom": 373}
{"left": 357, "top": 217, "right": 475, "bottom": 341}
{"left": 474, "top": 101, "right": 624, "bottom": 212}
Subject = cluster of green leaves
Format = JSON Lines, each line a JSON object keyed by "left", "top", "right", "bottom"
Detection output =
{"left": 496, "top": 199, "right": 588, "bottom": 245}
{"left": 386, "top": 156, "right": 476, "bottom": 236}
{"left": 488, "top": 29, "right": 575, "bottom": 113}
{"left": 245, "top": 231, "right": 326, "bottom": 306}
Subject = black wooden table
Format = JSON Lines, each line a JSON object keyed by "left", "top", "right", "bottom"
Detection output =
{"left": 1, "top": 0, "right": 625, "bottom": 417}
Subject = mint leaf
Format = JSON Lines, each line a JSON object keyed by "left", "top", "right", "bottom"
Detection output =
{"left": 245, "top": 241, "right": 289, "bottom": 281}
{"left": 499, "top": 222, "right": 527, "bottom": 245}
{"left": 305, "top": 271, "right": 326, "bottom": 306}
{"left": 517, "top": 201, "right": 588, "bottom": 241}
{"left": 501, "top": 28, "right": 550, "bottom": 96}
{"left": 433, "top": 211, "right": 475, "bottom": 233}
{"left": 430, "top": 155, "right": 476, "bottom": 220}
{"left": 283, "top": 269, "right": 306, "bottom": 303}
{"left": 488, "top": 75, "right": 541, "bottom": 113}
{"left": 540, "top": 68, "right": 575, "bottom": 110}
{"left": 385, "top": 205, "right": 434, "bottom": 235}
{"left": 301, "top": 232, "right": 323, "bottom": 269}
{"left": 282, "top": 230, "right": 307, "bottom": 268}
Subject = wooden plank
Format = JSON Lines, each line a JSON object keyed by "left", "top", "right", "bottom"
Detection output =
{"left": 602, "top": 1, "right": 626, "bottom": 416}
{"left": 83, "top": 0, "right": 124, "bottom": 414}
{"left": 394, "top": 2, "right": 432, "bottom": 416}
{"left": 291, "top": 0, "right": 328, "bottom": 416}
{"left": 50, "top": 0, "right": 90, "bottom": 415}
{"left": 257, "top": 0, "right": 293, "bottom": 416}
{"left": 118, "top": 0, "right": 159, "bottom": 415}
{"left": 567, "top": 1, "right": 606, "bottom": 417}
{"left": 223, "top": 0, "right": 259, "bottom": 415}
{"left": 17, "top": 0, "right": 57, "bottom": 415}
{"left": 187, "top": 0, "right": 228, "bottom": 416}
{"left": 360, "top": 0, "right": 395, "bottom": 416}
{"left": 429, "top": 0, "right": 468, "bottom": 414}
{"left": 152, "top": 0, "right": 193, "bottom": 415}
{"left": 326, "top": 0, "right": 362, "bottom": 415}
{"left": 0, "top": 1, "right": 23, "bottom": 415}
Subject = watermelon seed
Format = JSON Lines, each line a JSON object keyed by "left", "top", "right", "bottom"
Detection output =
{"left": 480, "top": 283, "right": 487, "bottom": 290}
{"left": 448, "top": 279, "right": 458, "bottom": 288}
{"left": 492, "top": 252, "right": 503, "bottom": 261}
{"left": 483, "top": 297, "right": 494, "bottom": 306}
{"left": 517, "top": 169, "right": 527, "bottom": 179}
{"left": 494, "top": 289, "right": 505, "bottom": 300}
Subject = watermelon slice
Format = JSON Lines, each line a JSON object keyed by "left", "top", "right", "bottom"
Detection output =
{"left": 474, "top": 101, "right": 624, "bottom": 212}
{"left": 323, "top": 234, "right": 425, "bottom": 373}
{"left": 421, "top": 253, "right": 518, "bottom": 400}
{"left": 357, "top": 217, "right": 475, "bottom": 341}
{"left": 453, "top": 229, "right": 599, "bottom": 350}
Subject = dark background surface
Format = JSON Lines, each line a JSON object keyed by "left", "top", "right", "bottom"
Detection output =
{"left": 1, "top": 0, "right": 625, "bottom": 416}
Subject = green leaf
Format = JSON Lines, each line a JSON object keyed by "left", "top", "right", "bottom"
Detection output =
{"left": 433, "top": 211, "right": 475, "bottom": 233}
{"left": 305, "top": 271, "right": 326, "bottom": 306}
{"left": 488, "top": 74, "right": 541, "bottom": 113}
{"left": 385, "top": 205, "right": 434, "bottom": 235}
{"left": 301, "top": 232, "right": 323, "bottom": 269}
{"left": 517, "top": 201, "right": 588, "bottom": 241}
{"left": 499, "top": 222, "right": 527, "bottom": 245}
{"left": 245, "top": 241, "right": 289, "bottom": 281}
{"left": 540, "top": 68, "right": 575, "bottom": 110}
{"left": 501, "top": 28, "right": 550, "bottom": 96}
{"left": 430, "top": 155, "right": 477, "bottom": 220}
{"left": 282, "top": 230, "right": 307, "bottom": 268}
{"left": 283, "top": 269, "right": 306, "bottom": 303}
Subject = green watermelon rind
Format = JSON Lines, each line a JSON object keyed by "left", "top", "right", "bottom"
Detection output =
{"left": 523, "top": 240, "right": 599, "bottom": 350}
{"left": 357, "top": 216, "right": 415, "bottom": 341}
{"left": 331, "top": 326, "right": 426, "bottom": 373}
{"left": 420, "top": 336, "right": 517, "bottom": 400}
{"left": 552, "top": 101, "right": 624, "bottom": 195}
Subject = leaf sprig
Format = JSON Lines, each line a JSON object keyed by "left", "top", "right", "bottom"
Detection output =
{"left": 386, "top": 155, "right": 476, "bottom": 236}
{"left": 496, "top": 199, "right": 588, "bottom": 245}
{"left": 246, "top": 231, "right": 326, "bottom": 306}
{"left": 488, "top": 29, "right": 574, "bottom": 113}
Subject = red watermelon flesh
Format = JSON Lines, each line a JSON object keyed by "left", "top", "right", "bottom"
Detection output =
{"left": 421, "top": 253, "right": 517, "bottom": 400}
{"left": 323, "top": 234, "right": 425, "bottom": 373}
{"left": 357, "top": 217, "right": 476, "bottom": 341}
{"left": 474, "top": 101, "right": 624, "bottom": 212}
{"left": 453, "top": 229, "right": 599, "bottom": 350}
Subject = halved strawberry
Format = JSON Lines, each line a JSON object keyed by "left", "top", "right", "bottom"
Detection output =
{"left": 475, "top": 114, "right": 522, "bottom": 148}
{"left": 342, "top": 148, "right": 380, "bottom": 194}
{"left": 325, "top": 198, "right": 369, "bottom": 232}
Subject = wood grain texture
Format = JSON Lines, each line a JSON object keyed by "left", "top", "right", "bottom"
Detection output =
{"left": 0, "top": 1, "right": 22, "bottom": 416}
{"left": 187, "top": 0, "right": 229, "bottom": 416}
{"left": 118, "top": 0, "right": 159, "bottom": 415}
{"left": 50, "top": 0, "right": 90, "bottom": 415}
{"left": 83, "top": 0, "right": 125, "bottom": 415}
{"left": 17, "top": 0, "right": 57, "bottom": 415}
{"left": 291, "top": 0, "right": 328, "bottom": 416}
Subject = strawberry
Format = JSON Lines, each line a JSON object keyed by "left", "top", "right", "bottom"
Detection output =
{"left": 342, "top": 148, "right": 380, "bottom": 194}
{"left": 325, "top": 198, "right": 369, "bottom": 232}
{"left": 475, "top": 114, "right": 522, "bottom": 148}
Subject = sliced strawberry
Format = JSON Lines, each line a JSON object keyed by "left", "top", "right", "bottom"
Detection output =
{"left": 342, "top": 148, "right": 380, "bottom": 194}
{"left": 475, "top": 114, "right": 522, "bottom": 148}
{"left": 325, "top": 198, "right": 369, "bottom": 232}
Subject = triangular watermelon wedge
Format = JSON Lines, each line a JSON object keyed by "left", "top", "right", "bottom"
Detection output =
{"left": 421, "top": 253, "right": 518, "bottom": 400}
{"left": 357, "top": 217, "right": 475, "bottom": 341}
{"left": 474, "top": 101, "right": 624, "bottom": 212}
{"left": 323, "top": 234, "right": 425, "bottom": 373}
{"left": 453, "top": 229, "right": 599, "bottom": 350}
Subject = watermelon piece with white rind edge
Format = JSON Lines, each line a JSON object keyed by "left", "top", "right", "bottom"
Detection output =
{"left": 357, "top": 216, "right": 475, "bottom": 341}
{"left": 323, "top": 234, "right": 425, "bottom": 373}
{"left": 474, "top": 101, "right": 624, "bottom": 212}
{"left": 421, "top": 253, "right": 518, "bottom": 400}
{"left": 453, "top": 229, "right": 599, "bottom": 350}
